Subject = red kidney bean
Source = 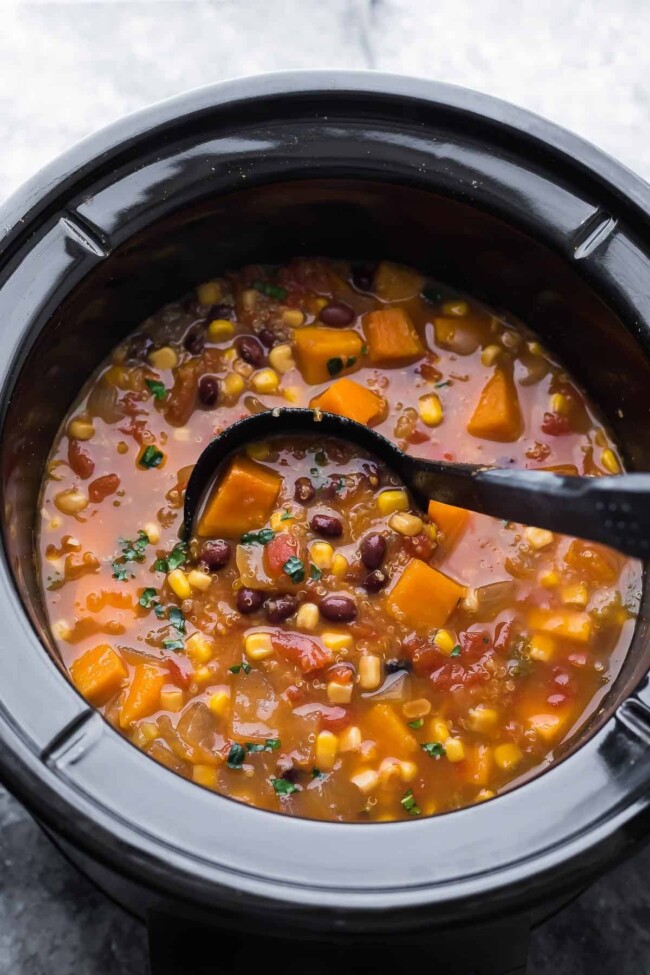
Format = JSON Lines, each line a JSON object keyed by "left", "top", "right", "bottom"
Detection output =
{"left": 236, "top": 587, "right": 264, "bottom": 614}
{"left": 320, "top": 594, "right": 357, "bottom": 622}
{"left": 67, "top": 440, "right": 95, "bottom": 480}
{"left": 319, "top": 301, "right": 355, "bottom": 328}
{"left": 363, "top": 569, "right": 388, "bottom": 593}
{"left": 360, "top": 532, "right": 386, "bottom": 569}
{"left": 88, "top": 473, "right": 120, "bottom": 503}
{"left": 200, "top": 539, "right": 231, "bottom": 571}
{"left": 264, "top": 593, "right": 298, "bottom": 624}
{"left": 310, "top": 513, "right": 343, "bottom": 538}
{"left": 258, "top": 328, "right": 277, "bottom": 349}
{"left": 294, "top": 476, "right": 315, "bottom": 503}
{"left": 198, "top": 375, "right": 219, "bottom": 408}
{"left": 236, "top": 335, "right": 265, "bottom": 368}
{"left": 183, "top": 328, "right": 205, "bottom": 355}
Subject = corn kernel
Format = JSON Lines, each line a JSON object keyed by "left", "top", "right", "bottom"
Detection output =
{"left": 524, "top": 526, "right": 554, "bottom": 550}
{"left": 444, "top": 737, "right": 466, "bottom": 762}
{"left": 327, "top": 680, "right": 353, "bottom": 704}
{"left": 208, "top": 688, "right": 231, "bottom": 719}
{"left": 143, "top": 521, "right": 160, "bottom": 545}
{"left": 418, "top": 392, "right": 443, "bottom": 427}
{"left": 467, "top": 706, "right": 499, "bottom": 734}
{"left": 269, "top": 343, "right": 296, "bottom": 373}
{"left": 480, "top": 344, "right": 502, "bottom": 367}
{"left": 315, "top": 730, "right": 339, "bottom": 770}
{"left": 54, "top": 489, "right": 88, "bottom": 516}
{"left": 434, "top": 629, "right": 456, "bottom": 655}
{"left": 494, "top": 743, "right": 523, "bottom": 770}
{"left": 233, "top": 358, "right": 254, "bottom": 379}
{"left": 193, "top": 666, "right": 213, "bottom": 684}
{"left": 351, "top": 768, "right": 379, "bottom": 793}
{"left": 52, "top": 619, "right": 72, "bottom": 641}
{"left": 528, "top": 713, "right": 563, "bottom": 741}
{"left": 140, "top": 721, "right": 159, "bottom": 742}
{"left": 442, "top": 299, "right": 468, "bottom": 317}
{"left": 282, "top": 308, "right": 305, "bottom": 328}
{"left": 186, "top": 632, "right": 214, "bottom": 665}
{"left": 245, "top": 632, "right": 274, "bottom": 661}
{"left": 251, "top": 368, "right": 280, "bottom": 394}
{"left": 389, "top": 512, "right": 423, "bottom": 536}
{"left": 310, "top": 541, "right": 333, "bottom": 570}
{"left": 377, "top": 489, "right": 408, "bottom": 516}
{"left": 188, "top": 569, "right": 212, "bottom": 592}
{"left": 475, "top": 789, "right": 496, "bottom": 803}
{"left": 148, "top": 346, "right": 178, "bottom": 370}
{"left": 528, "top": 341, "right": 544, "bottom": 356}
{"left": 322, "top": 632, "right": 353, "bottom": 652}
{"left": 358, "top": 654, "right": 381, "bottom": 690}
{"left": 422, "top": 522, "right": 439, "bottom": 543}
{"left": 529, "top": 632, "right": 556, "bottom": 662}
{"left": 207, "top": 318, "right": 235, "bottom": 341}
{"left": 197, "top": 281, "right": 222, "bottom": 306}
{"left": 339, "top": 725, "right": 362, "bottom": 752}
{"left": 67, "top": 417, "right": 95, "bottom": 441}
{"left": 270, "top": 509, "right": 292, "bottom": 531}
{"left": 601, "top": 448, "right": 621, "bottom": 474}
{"left": 430, "top": 716, "right": 450, "bottom": 741}
{"left": 550, "top": 392, "right": 569, "bottom": 415}
{"left": 241, "top": 288, "right": 257, "bottom": 311}
{"left": 561, "top": 581, "right": 589, "bottom": 608}
{"left": 398, "top": 760, "right": 418, "bottom": 782}
{"left": 314, "top": 297, "right": 329, "bottom": 312}
{"left": 193, "top": 764, "right": 218, "bottom": 788}
{"left": 222, "top": 373, "right": 245, "bottom": 400}
{"left": 402, "top": 698, "right": 432, "bottom": 720}
{"left": 160, "top": 686, "right": 184, "bottom": 712}
{"left": 331, "top": 554, "right": 348, "bottom": 577}
{"left": 296, "top": 602, "right": 319, "bottom": 631}
{"left": 167, "top": 568, "right": 191, "bottom": 600}
{"left": 539, "top": 569, "right": 560, "bottom": 588}
{"left": 282, "top": 385, "right": 301, "bottom": 404}
{"left": 246, "top": 441, "right": 270, "bottom": 461}
{"left": 173, "top": 427, "right": 191, "bottom": 442}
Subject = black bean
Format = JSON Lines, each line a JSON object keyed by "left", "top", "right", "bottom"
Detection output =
{"left": 236, "top": 335, "right": 265, "bottom": 368}
{"left": 258, "top": 328, "right": 277, "bottom": 349}
{"left": 385, "top": 658, "right": 412, "bottom": 674}
{"left": 200, "top": 539, "right": 231, "bottom": 570}
{"left": 209, "top": 303, "right": 235, "bottom": 321}
{"left": 198, "top": 375, "right": 219, "bottom": 408}
{"left": 264, "top": 593, "right": 298, "bottom": 624}
{"left": 310, "top": 513, "right": 343, "bottom": 538}
{"left": 237, "top": 587, "right": 265, "bottom": 614}
{"left": 352, "top": 264, "right": 376, "bottom": 293}
{"left": 184, "top": 328, "right": 205, "bottom": 355}
{"left": 360, "top": 532, "right": 386, "bottom": 570}
{"left": 363, "top": 569, "right": 388, "bottom": 593}
{"left": 319, "top": 301, "right": 355, "bottom": 328}
{"left": 320, "top": 594, "right": 357, "bottom": 622}
{"left": 294, "top": 476, "right": 316, "bottom": 503}
{"left": 125, "top": 334, "right": 154, "bottom": 363}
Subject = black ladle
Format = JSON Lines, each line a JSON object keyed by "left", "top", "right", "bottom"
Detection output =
{"left": 183, "top": 407, "right": 650, "bottom": 560}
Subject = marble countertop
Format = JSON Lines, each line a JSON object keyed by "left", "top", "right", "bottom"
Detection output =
{"left": 1, "top": 1, "right": 648, "bottom": 972}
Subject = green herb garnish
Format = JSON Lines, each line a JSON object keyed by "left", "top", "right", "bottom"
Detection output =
{"left": 309, "top": 563, "right": 322, "bottom": 581}
{"left": 421, "top": 742, "right": 446, "bottom": 759}
{"left": 246, "top": 739, "right": 281, "bottom": 753}
{"left": 154, "top": 603, "right": 166, "bottom": 619}
{"left": 139, "top": 445, "right": 164, "bottom": 469}
{"left": 240, "top": 528, "right": 275, "bottom": 545}
{"left": 145, "top": 378, "right": 167, "bottom": 401}
{"left": 253, "top": 280, "right": 287, "bottom": 301}
{"left": 407, "top": 718, "right": 424, "bottom": 730}
{"left": 162, "top": 638, "right": 184, "bottom": 652}
{"left": 112, "top": 561, "right": 131, "bottom": 582}
{"left": 227, "top": 743, "right": 247, "bottom": 769}
{"left": 450, "top": 645, "right": 461, "bottom": 658}
{"left": 312, "top": 767, "right": 322, "bottom": 778}
{"left": 118, "top": 530, "right": 150, "bottom": 563}
{"left": 400, "top": 788, "right": 421, "bottom": 816}
{"left": 280, "top": 511, "right": 293, "bottom": 521}
{"left": 229, "top": 660, "right": 252, "bottom": 675}
{"left": 361, "top": 344, "right": 369, "bottom": 356}
{"left": 327, "top": 357, "right": 344, "bottom": 376}
{"left": 435, "top": 380, "right": 450, "bottom": 388}
{"left": 271, "top": 777, "right": 299, "bottom": 796}
{"left": 314, "top": 450, "right": 327, "bottom": 466}
{"left": 283, "top": 555, "right": 305, "bottom": 583}
{"left": 154, "top": 542, "right": 188, "bottom": 573}
{"left": 168, "top": 606, "right": 186, "bottom": 634}
{"left": 139, "top": 587, "right": 158, "bottom": 609}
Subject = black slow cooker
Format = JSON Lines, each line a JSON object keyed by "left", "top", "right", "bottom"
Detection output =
{"left": 0, "top": 73, "right": 649, "bottom": 975}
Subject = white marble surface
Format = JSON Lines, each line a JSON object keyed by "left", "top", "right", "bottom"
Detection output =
{"left": 0, "top": 2, "right": 649, "bottom": 973}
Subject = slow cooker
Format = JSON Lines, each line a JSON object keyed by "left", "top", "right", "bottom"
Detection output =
{"left": 0, "top": 73, "right": 649, "bottom": 975}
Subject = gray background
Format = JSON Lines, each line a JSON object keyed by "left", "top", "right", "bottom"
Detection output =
{"left": 0, "top": 1, "right": 649, "bottom": 972}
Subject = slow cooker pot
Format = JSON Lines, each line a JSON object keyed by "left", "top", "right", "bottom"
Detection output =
{"left": 0, "top": 73, "right": 649, "bottom": 975}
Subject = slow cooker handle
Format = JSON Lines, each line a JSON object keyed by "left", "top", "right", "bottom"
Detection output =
{"left": 146, "top": 911, "right": 530, "bottom": 975}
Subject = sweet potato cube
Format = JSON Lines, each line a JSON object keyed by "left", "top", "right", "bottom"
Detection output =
{"left": 363, "top": 307, "right": 424, "bottom": 364}
{"left": 427, "top": 500, "right": 470, "bottom": 551}
{"left": 120, "top": 663, "right": 165, "bottom": 728}
{"left": 310, "top": 378, "right": 384, "bottom": 426}
{"left": 527, "top": 608, "right": 592, "bottom": 644}
{"left": 387, "top": 559, "right": 465, "bottom": 630}
{"left": 293, "top": 327, "right": 362, "bottom": 385}
{"left": 374, "top": 261, "right": 423, "bottom": 301}
{"left": 70, "top": 644, "right": 127, "bottom": 706}
{"left": 364, "top": 703, "right": 418, "bottom": 758}
{"left": 467, "top": 367, "right": 522, "bottom": 442}
{"left": 198, "top": 456, "right": 281, "bottom": 537}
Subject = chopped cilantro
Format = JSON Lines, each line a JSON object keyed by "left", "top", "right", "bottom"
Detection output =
{"left": 435, "top": 380, "right": 450, "bottom": 388}
{"left": 327, "top": 357, "right": 344, "bottom": 376}
{"left": 154, "top": 603, "right": 166, "bottom": 619}
{"left": 168, "top": 606, "right": 185, "bottom": 634}
{"left": 229, "top": 660, "right": 252, "bottom": 675}
{"left": 138, "top": 587, "right": 158, "bottom": 609}
{"left": 422, "top": 742, "right": 446, "bottom": 759}
{"left": 283, "top": 555, "right": 305, "bottom": 583}
{"left": 139, "top": 445, "right": 164, "bottom": 469}
{"left": 400, "top": 788, "right": 421, "bottom": 816}
{"left": 117, "top": 530, "right": 150, "bottom": 564}
{"left": 253, "top": 280, "right": 287, "bottom": 301}
{"left": 227, "top": 743, "right": 247, "bottom": 769}
{"left": 240, "top": 528, "right": 275, "bottom": 545}
{"left": 361, "top": 344, "right": 369, "bottom": 356}
{"left": 450, "top": 645, "right": 461, "bottom": 658}
{"left": 246, "top": 739, "right": 281, "bottom": 753}
{"left": 155, "top": 542, "right": 188, "bottom": 573}
{"left": 153, "top": 557, "right": 168, "bottom": 573}
{"left": 314, "top": 450, "right": 327, "bottom": 466}
{"left": 312, "top": 767, "right": 322, "bottom": 778}
{"left": 334, "top": 477, "right": 345, "bottom": 493}
{"left": 271, "top": 777, "right": 299, "bottom": 796}
{"left": 280, "top": 511, "right": 293, "bottom": 521}
{"left": 407, "top": 718, "right": 424, "bottom": 730}
{"left": 112, "top": 561, "right": 131, "bottom": 582}
{"left": 145, "top": 378, "right": 167, "bottom": 401}
{"left": 162, "top": 638, "right": 184, "bottom": 652}
{"left": 309, "top": 563, "right": 322, "bottom": 581}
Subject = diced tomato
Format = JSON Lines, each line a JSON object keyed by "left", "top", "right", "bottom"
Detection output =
{"left": 265, "top": 533, "right": 300, "bottom": 577}
{"left": 541, "top": 412, "right": 571, "bottom": 436}
{"left": 404, "top": 532, "right": 435, "bottom": 560}
{"left": 285, "top": 684, "right": 305, "bottom": 704}
{"left": 165, "top": 656, "right": 191, "bottom": 689}
{"left": 406, "top": 430, "right": 430, "bottom": 446}
{"left": 271, "top": 631, "right": 333, "bottom": 673}
{"left": 460, "top": 629, "right": 492, "bottom": 659}
{"left": 120, "top": 391, "right": 147, "bottom": 416}
{"left": 327, "top": 663, "right": 355, "bottom": 685}
{"left": 493, "top": 620, "right": 515, "bottom": 653}
{"left": 292, "top": 702, "right": 351, "bottom": 732}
